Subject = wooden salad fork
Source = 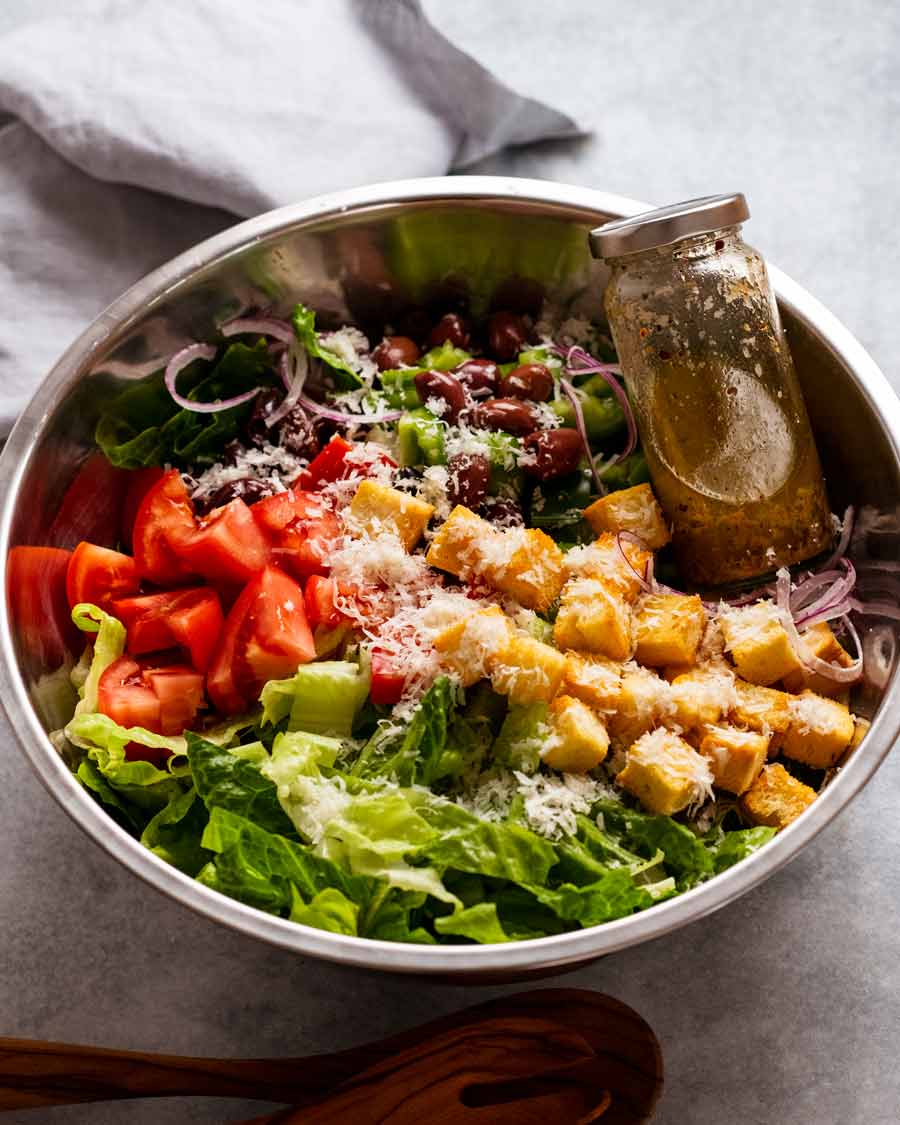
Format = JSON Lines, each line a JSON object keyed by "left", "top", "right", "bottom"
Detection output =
{"left": 0, "top": 989, "right": 663, "bottom": 1123}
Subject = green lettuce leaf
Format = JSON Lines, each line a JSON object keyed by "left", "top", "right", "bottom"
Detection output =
{"left": 351, "top": 676, "right": 458, "bottom": 786}
{"left": 421, "top": 810, "right": 557, "bottom": 885}
{"left": 710, "top": 826, "right": 777, "bottom": 873}
{"left": 526, "top": 869, "right": 654, "bottom": 926}
{"left": 76, "top": 758, "right": 147, "bottom": 833}
{"left": 492, "top": 702, "right": 550, "bottom": 774}
{"left": 187, "top": 733, "right": 296, "bottom": 837}
{"left": 292, "top": 304, "right": 363, "bottom": 389}
{"left": 70, "top": 603, "right": 126, "bottom": 715}
{"left": 289, "top": 885, "right": 360, "bottom": 936}
{"left": 434, "top": 902, "right": 511, "bottom": 943}
{"left": 65, "top": 712, "right": 184, "bottom": 809}
{"left": 140, "top": 787, "right": 210, "bottom": 875}
{"left": 596, "top": 799, "right": 714, "bottom": 889}
{"left": 260, "top": 660, "right": 370, "bottom": 737}
{"left": 198, "top": 807, "right": 369, "bottom": 916}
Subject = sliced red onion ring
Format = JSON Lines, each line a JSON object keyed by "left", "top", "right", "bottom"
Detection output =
{"left": 554, "top": 343, "right": 637, "bottom": 468}
{"left": 614, "top": 530, "right": 651, "bottom": 591}
{"left": 220, "top": 316, "right": 294, "bottom": 346}
{"left": 298, "top": 390, "right": 402, "bottom": 426}
{"left": 793, "top": 560, "right": 857, "bottom": 625}
{"left": 268, "top": 349, "right": 310, "bottom": 427}
{"left": 820, "top": 505, "right": 855, "bottom": 571}
{"left": 781, "top": 607, "right": 863, "bottom": 684}
{"left": 560, "top": 378, "right": 604, "bottom": 496}
{"left": 164, "top": 343, "right": 263, "bottom": 413}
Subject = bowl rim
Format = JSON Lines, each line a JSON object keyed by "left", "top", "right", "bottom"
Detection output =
{"left": 2, "top": 175, "right": 899, "bottom": 975}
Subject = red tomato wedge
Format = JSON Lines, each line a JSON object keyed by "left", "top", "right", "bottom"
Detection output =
{"left": 66, "top": 542, "right": 140, "bottom": 610}
{"left": 294, "top": 435, "right": 396, "bottom": 490}
{"left": 47, "top": 453, "right": 131, "bottom": 550}
{"left": 132, "top": 470, "right": 197, "bottom": 585}
{"left": 122, "top": 466, "right": 165, "bottom": 551}
{"left": 7, "top": 546, "right": 78, "bottom": 667}
{"left": 370, "top": 648, "right": 406, "bottom": 706}
{"left": 112, "top": 587, "right": 224, "bottom": 672}
{"left": 304, "top": 575, "right": 347, "bottom": 631}
{"left": 170, "top": 498, "right": 269, "bottom": 585}
{"left": 207, "top": 566, "right": 315, "bottom": 715}
{"left": 97, "top": 657, "right": 204, "bottom": 737}
{"left": 251, "top": 490, "right": 340, "bottom": 583}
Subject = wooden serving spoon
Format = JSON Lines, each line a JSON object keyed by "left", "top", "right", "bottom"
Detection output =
{"left": 0, "top": 989, "right": 662, "bottom": 1123}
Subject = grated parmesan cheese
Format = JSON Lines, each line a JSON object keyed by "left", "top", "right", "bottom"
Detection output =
{"left": 514, "top": 770, "right": 616, "bottom": 840}
{"left": 187, "top": 441, "right": 308, "bottom": 502}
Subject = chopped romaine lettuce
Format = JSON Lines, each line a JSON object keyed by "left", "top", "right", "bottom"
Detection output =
{"left": 260, "top": 659, "right": 370, "bottom": 737}
{"left": 292, "top": 304, "right": 363, "bottom": 390}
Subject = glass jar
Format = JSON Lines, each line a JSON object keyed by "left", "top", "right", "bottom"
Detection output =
{"left": 590, "top": 194, "right": 832, "bottom": 587}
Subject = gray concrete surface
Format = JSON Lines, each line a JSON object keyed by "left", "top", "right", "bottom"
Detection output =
{"left": 1, "top": 2, "right": 899, "bottom": 1122}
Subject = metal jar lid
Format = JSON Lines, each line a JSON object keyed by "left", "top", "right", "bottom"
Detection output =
{"left": 589, "top": 193, "right": 749, "bottom": 259}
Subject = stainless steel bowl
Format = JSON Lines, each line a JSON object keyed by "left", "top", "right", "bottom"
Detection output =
{"left": 2, "top": 177, "right": 898, "bottom": 978}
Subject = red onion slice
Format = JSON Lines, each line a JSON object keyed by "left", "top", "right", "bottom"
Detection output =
{"left": 267, "top": 349, "right": 310, "bottom": 428}
{"left": 820, "top": 505, "right": 855, "bottom": 571}
{"left": 164, "top": 343, "right": 262, "bottom": 414}
{"left": 554, "top": 343, "right": 637, "bottom": 468}
{"left": 220, "top": 316, "right": 294, "bottom": 346}
{"left": 297, "top": 386, "right": 402, "bottom": 426}
{"left": 560, "top": 378, "right": 604, "bottom": 496}
{"left": 781, "top": 607, "right": 863, "bottom": 684}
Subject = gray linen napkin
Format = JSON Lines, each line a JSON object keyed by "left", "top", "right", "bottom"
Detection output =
{"left": 0, "top": 0, "right": 585, "bottom": 435}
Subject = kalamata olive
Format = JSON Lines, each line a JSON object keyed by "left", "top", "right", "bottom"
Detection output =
{"left": 447, "top": 452, "right": 490, "bottom": 509}
{"left": 243, "top": 388, "right": 284, "bottom": 446}
{"left": 479, "top": 496, "right": 525, "bottom": 527}
{"left": 428, "top": 312, "right": 470, "bottom": 349}
{"left": 487, "top": 310, "right": 529, "bottom": 361}
{"left": 278, "top": 408, "right": 322, "bottom": 459}
{"left": 414, "top": 369, "right": 466, "bottom": 423}
{"left": 199, "top": 476, "right": 275, "bottom": 514}
{"left": 472, "top": 397, "right": 537, "bottom": 436}
{"left": 523, "top": 428, "right": 584, "bottom": 481}
{"left": 454, "top": 358, "right": 499, "bottom": 397}
{"left": 372, "top": 335, "right": 420, "bottom": 371}
{"left": 500, "top": 362, "right": 554, "bottom": 402}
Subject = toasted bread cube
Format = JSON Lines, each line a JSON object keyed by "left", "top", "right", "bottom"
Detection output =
{"left": 634, "top": 593, "right": 706, "bottom": 667}
{"left": 698, "top": 724, "right": 769, "bottom": 794}
{"left": 782, "top": 622, "right": 855, "bottom": 698}
{"left": 490, "top": 633, "right": 566, "bottom": 705}
{"left": 554, "top": 578, "right": 633, "bottom": 660}
{"left": 486, "top": 528, "right": 565, "bottom": 613}
{"left": 779, "top": 691, "right": 855, "bottom": 769}
{"left": 607, "top": 666, "right": 673, "bottom": 745}
{"left": 426, "top": 505, "right": 494, "bottom": 576}
{"left": 348, "top": 480, "right": 434, "bottom": 550}
{"left": 542, "top": 695, "right": 610, "bottom": 772}
{"left": 718, "top": 601, "right": 802, "bottom": 686}
{"left": 617, "top": 728, "right": 714, "bottom": 815}
{"left": 740, "top": 763, "right": 816, "bottom": 829}
{"left": 433, "top": 605, "right": 511, "bottom": 687}
{"left": 669, "top": 665, "right": 737, "bottom": 731}
{"left": 583, "top": 483, "right": 671, "bottom": 550}
{"left": 563, "top": 653, "right": 623, "bottom": 713}
{"left": 563, "top": 532, "right": 651, "bottom": 603}
{"left": 730, "top": 679, "right": 792, "bottom": 738}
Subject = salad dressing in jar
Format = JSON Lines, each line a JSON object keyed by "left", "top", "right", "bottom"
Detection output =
{"left": 590, "top": 194, "right": 832, "bottom": 587}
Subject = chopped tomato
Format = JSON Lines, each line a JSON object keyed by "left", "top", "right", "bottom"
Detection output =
{"left": 47, "top": 453, "right": 131, "bottom": 550}
{"left": 7, "top": 546, "right": 78, "bottom": 667}
{"left": 370, "top": 648, "right": 406, "bottom": 706}
{"left": 304, "top": 575, "right": 347, "bottom": 631}
{"left": 97, "top": 657, "right": 204, "bottom": 737}
{"left": 132, "top": 470, "right": 197, "bottom": 585}
{"left": 121, "top": 467, "right": 165, "bottom": 551}
{"left": 207, "top": 566, "right": 315, "bottom": 715}
{"left": 66, "top": 542, "right": 140, "bottom": 610}
{"left": 170, "top": 498, "right": 269, "bottom": 585}
{"left": 294, "top": 435, "right": 396, "bottom": 490}
{"left": 112, "top": 587, "right": 224, "bottom": 672}
{"left": 252, "top": 490, "right": 340, "bottom": 583}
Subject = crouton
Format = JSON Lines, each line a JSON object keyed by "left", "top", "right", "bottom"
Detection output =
{"left": 562, "top": 653, "right": 624, "bottom": 712}
{"left": 782, "top": 621, "right": 856, "bottom": 698}
{"left": 718, "top": 601, "right": 803, "bottom": 686}
{"left": 583, "top": 483, "right": 671, "bottom": 550}
{"left": 607, "top": 665, "right": 673, "bottom": 745}
{"left": 617, "top": 728, "right": 714, "bottom": 815}
{"left": 542, "top": 695, "right": 610, "bottom": 772}
{"left": 484, "top": 527, "right": 566, "bottom": 613}
{"left": 740, "top": 763, "right": 816, "bottom": 829}
{"left": 779, "top": 690, "right": 855, "bottom": 769}
{"left": 433, "top": 605, "right": 511, "bottom": 687}
{"left": 562, "top": 532, "right": 651, "bottom": 602}
{"left": 669, "top": 665, "right": 737, "bottom": 731}
{"left": 730, "top": 679, "right": 792, "bottom": 738}
{"left": 348, "top": 480, "right": 434, "bottom": 550}
{"left": 634, "top": 593, "right": 707, "bottom": 667}
{"left": 554, "top": 578, "right": 633, "bottom": 660}
{"left": 698, "top": 724, "right": 770, "bottom": 795}
{"left": 425, "top": 505, "right": 494, "bottom": 576}
{"left": 490, "top": 633, "right": 566, "bottom": 705}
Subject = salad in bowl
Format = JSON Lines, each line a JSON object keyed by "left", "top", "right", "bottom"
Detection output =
{"left": 15, "top": 301, "right": 865, "bottom": 946}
